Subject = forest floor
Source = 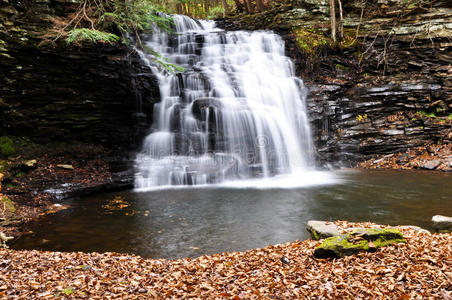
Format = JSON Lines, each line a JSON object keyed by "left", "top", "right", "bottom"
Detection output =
{"left": 0, "top": 221, "right": 450, "bottom": 299}
{"left": 0, "top": 143, "right": 114, "bottom": 239}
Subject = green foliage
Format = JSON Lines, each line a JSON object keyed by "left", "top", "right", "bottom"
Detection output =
{"left": 98, "top": 1, "right": 174, "bottom": 37}
{"left": 448, "top": 113, "right": 452, "bottom": 120}
{"left": 144, "top": 46, "right": 185, "bottom": 74}
{"left": 0, "top": 137, "right": 15, "bottom": 158}
{"left": 61, "top": 288, "right": 74, "bottom": 296}
{"left": 292, "top": 27, "right": 328, "bottom": 57}
{"left": 66, "top": 28, "right": 120, "bottom": 45}
{"left": 207, "top": 6, "right": 224, "bottom": 19}
{"left": 417, "top": 110, "right": 436, "bottom": 118}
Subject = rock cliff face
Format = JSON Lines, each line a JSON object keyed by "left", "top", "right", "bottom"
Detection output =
{"left": 218, "top": 0, "right": 452, "bottom": 166}
{"left": 0, "top": 0, "right": 159, "bottom": 153}
{"left": 1, "top": 0, "right": 451, "bottom": 168}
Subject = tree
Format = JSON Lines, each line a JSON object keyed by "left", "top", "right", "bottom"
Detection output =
{"left": 329, "top": 0, "right": 336, "bottom": 42}
{"left": 256, "top": 0, "right": 265, "bottom": 12}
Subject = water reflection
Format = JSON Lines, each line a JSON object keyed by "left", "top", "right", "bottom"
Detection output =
{"left": 13, "top": 170, "right": 452, "bottom": 259}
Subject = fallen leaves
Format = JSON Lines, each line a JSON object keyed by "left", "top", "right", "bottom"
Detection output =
{"left": 102, "top": 196, "right": 130, "bottom": 213}
{"left": 0, "top": 222, "right": 450, "bottom": 298}
{"left": 359, "top": 143, "right": 452, "bottom": 171}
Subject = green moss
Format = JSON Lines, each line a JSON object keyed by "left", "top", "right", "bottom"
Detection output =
{"left": 0, "top": 160, "right": 6, "bottom": 173}
{"left": 0, "top": 136, "right": 15, "bottom": 158}
{"left": 292, "top": 27, "right": 329, "bottom": 57}
{"left": 61, "top": 288, "right": 74, "bottom": 296}
{"left": 315, "top": 228, "right": 405, "bottom": 258}
{"left": 335, "top": 64, "right": 350, "bottom": 71}
{"left": 417, "top": 110, "right": 436, "bottom": 118}
{"left": 1, "top": 196, "right": 16, "bottom": 213}
{"left": 447, "top": 113, "right": 452, "bottom": 120}
{"left": 311, "top": 229, "right": 320, "bottom": 240}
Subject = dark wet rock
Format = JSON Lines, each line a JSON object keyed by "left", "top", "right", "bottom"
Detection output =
{"left": 314, "top": 228, "right": 405, "bottom": 259}
{"left": 218, "top": 1, "right": 452, "bottom": 167}
{"left": 306, "top": 220, "right": 340, "bottom": 240}
{"left": 432, "top": 215, "right": 452, "bottom": 233}
{"left": 0, "top": 1, "right": 160, "bottom": 155}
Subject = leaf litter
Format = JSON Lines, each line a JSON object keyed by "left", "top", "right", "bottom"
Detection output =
{"left": 0, "top": 222, "right": 450, "bottom": 299}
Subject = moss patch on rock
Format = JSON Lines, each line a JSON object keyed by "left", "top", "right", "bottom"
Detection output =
{"left": 0, "top": 137, "right": 15, "bottom": 158}
{"left": 314, "top": 228, "right": 405, "bottom": 259}
{"left": 1, "top": 196, "right": 16, "bottom": 213}
{"left": 292, "top": 27, "right": 329, "bottom": 57}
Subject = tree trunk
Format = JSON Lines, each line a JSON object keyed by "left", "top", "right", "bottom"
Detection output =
{"left": 256, "top": 0, "right": 265, "bottom": 12}
{"left": 221, "top": 0, "right": 230, "bottom": 15}
{"left": 232, "top": 0, "right": 245, "bottom": 13}
{"left": 243, "top": 0, "right": 253, "bottom": 13}
{"left": 337, "top": 0, "right": 344, "bottom": 40}
{"left": 329, "top": 0, "right": 336, "bottom": 42}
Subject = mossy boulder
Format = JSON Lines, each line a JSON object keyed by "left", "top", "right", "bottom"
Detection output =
{"left": 314, "top": 228, "right": 405, "bottom": 259}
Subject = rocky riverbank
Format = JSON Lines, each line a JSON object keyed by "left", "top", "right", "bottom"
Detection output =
{"left": 0, "top": 141, "right": 135, "bottom": 239}
{"left": 360, "top": 142, "right": 452, "bottom": 171}
{"left": 0, "top": 221, "right": 450, "bottom": 298}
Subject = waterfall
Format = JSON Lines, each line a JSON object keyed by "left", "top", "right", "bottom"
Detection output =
{"left": 135, "top": 15, "right": 316, "bottom": 190}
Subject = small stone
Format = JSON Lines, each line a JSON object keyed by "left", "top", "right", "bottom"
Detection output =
{"left": 57, "top": 164, "right": 74, "bottom": 170}
{"left": 432, "top": 215, "right": 452, "bottom": 233}
{"left": 306, "top": 220, "right": 340, "bottom": 240}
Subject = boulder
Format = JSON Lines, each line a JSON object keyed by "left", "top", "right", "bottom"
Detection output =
{"left": 420, "top": 160, "right": 441, "bottom": 170}
{"left": 432, "top": 215, "right": 452, "bottom": 233}
{"left": 306, "top": 220, "right": 340, "bottom": 240}
{"left": 314, "top": 228, "right": 405, "bottom": 259}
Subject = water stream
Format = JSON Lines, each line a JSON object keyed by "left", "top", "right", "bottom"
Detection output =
{"left": 135, "top": 15, "right": 317, "bottom": 190}
{"left": 13, "top": 170, "right": 452, "bottom": 259}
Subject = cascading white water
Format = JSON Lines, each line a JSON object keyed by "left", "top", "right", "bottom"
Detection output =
{"left": 135, "top": 15, "right": 316, "bottom": 190}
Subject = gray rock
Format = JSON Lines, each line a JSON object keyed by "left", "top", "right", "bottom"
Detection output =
{"left": 432, "top": 215, "right": 452, "bottom": 233}
{"left": 306, "top": 220, "right": 340, "bottom": 240}
{"left": 397, "top": 225, "right": 430, "bottom": 234}
{"left": 0, "top": 231, "right": 13, "bottom": 248}
{"left": 421, "top": 160, "right": 441, "bottom": 170}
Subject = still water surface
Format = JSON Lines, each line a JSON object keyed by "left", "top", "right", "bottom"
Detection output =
{"left": 13, "top": 170, "right": 452, "bottom": 259}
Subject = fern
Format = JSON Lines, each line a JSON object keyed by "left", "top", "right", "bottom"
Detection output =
{"left": 144, "top": 46, "right": 185, "bottom": 74}
{"left": 66, "top": 28, "right": 120, "bottom": 45}
{"left": 98, "top": 1, "right": 174, "bottom": 37}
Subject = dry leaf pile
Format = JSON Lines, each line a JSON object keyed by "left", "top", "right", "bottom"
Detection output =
{"left": 359, "top": 143, "right": 452, "bottom": 171}
{"left": 0, "top": 223, "right": 451, "bottom": 299}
